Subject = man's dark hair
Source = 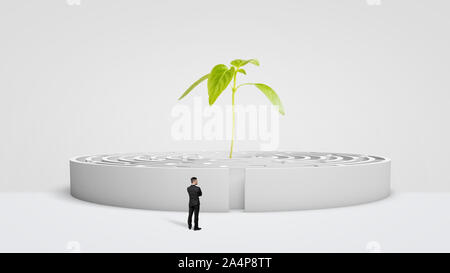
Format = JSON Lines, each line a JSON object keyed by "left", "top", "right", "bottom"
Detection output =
{"left": 191, "top": 177, "right": 197, "bottom": 183}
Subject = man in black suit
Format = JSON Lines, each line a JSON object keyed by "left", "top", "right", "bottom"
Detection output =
{"left": 187, "top": 177, "right": 202, "bottom": 231}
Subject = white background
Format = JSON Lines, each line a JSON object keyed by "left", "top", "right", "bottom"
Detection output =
{"left": 1, "top": 0, "right": 449, "bottom": 191}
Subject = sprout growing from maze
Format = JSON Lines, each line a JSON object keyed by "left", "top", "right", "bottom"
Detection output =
{"left": 178, "top": 58, "right": 285, "bottom": 158}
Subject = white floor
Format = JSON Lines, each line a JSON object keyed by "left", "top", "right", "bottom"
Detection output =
{"left": 1, "top": 190, "right": 449, "bottom": 252}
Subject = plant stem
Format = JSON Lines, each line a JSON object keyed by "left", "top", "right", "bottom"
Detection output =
{"left": 229, "top": 72, "right": 237, "bottom": 158}
{"left": 230, "top": 90, "right": 236, "bottom": 158}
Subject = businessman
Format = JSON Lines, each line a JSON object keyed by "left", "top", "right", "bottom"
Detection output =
{"left": 187, "top": 177, "right": 202, "bottom": 231}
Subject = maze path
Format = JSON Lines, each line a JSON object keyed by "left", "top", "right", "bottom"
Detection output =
{"left": 75, "top": 151, "right": 387, "bottom": 169}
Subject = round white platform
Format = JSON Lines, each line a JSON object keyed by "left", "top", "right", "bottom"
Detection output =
{"left": 70, "top": 151, "right": 391, "bottom": 212}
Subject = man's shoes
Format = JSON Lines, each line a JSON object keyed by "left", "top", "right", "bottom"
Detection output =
{"left": 193, "top": 227, "right": 202, "bottom": 231}
{"left": 188, "top": 225, "right": 192, "bottom": 230}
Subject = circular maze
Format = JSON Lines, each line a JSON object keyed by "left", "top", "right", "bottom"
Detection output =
{"left": 70, "top": 151, "right": 391, "bottom": 211}
{"left": 75, "top": 151, "right": 386, "bottom": 168}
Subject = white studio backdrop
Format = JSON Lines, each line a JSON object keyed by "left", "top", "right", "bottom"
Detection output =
{"left": 0, "top": 0, "right": 449, "bottom": 191}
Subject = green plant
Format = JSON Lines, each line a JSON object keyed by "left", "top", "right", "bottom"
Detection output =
{"left": 178, "top": 58, "right": 285, "bottom": 158}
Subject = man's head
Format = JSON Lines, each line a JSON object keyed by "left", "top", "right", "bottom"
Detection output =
{"left": 191, "top": 177, "right": 198, "bottom": 185}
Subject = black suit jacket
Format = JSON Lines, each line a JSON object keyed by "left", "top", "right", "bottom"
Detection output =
{"left": 187, "top": 185, "right": 202, "bottom": 206}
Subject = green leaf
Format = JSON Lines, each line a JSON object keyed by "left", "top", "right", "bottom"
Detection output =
{"left": 207, "top": 64, "right": 235, "bottom": 105}
{"left": 230, "top": 59, "right": 260, "bottom": 68}
{"left": 178, "top": 74, "right": 209, "bottom": 100}
{"left": 237, "top": 68, "right": 246, "bottom": 75}
{"left": 242, "top": 83, "right": 285, "bottom": 115}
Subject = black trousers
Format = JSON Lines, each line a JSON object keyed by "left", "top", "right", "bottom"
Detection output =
{"left": 188, "top": 204, "right": 200, "bottom": 228}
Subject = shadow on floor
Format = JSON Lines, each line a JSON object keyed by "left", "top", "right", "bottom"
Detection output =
{"left": 52, "top": 186, "right": 76, "bottom": 202}
{"left": 166, "top": 218, "right": 188, "bottom": 229}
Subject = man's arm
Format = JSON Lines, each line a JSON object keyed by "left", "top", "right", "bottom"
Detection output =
{"left": 198, "top": 187, "right": 202, "bottom": 197}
